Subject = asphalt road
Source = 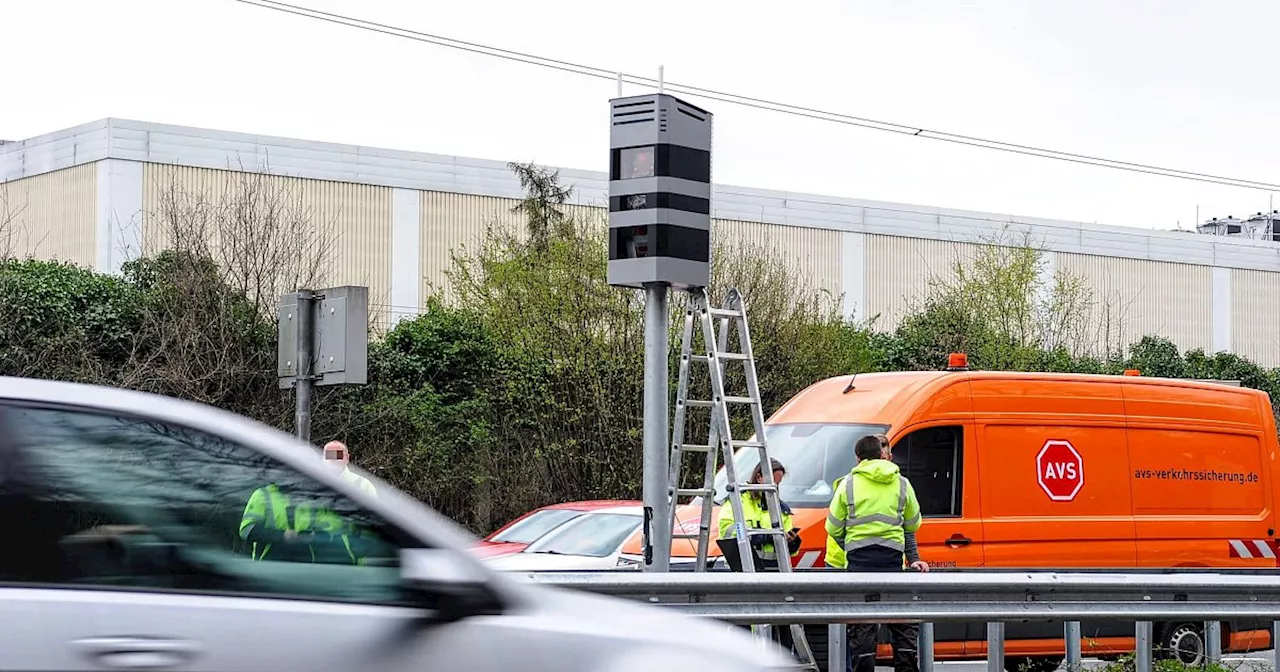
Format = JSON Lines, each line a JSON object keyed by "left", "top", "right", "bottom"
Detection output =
{"left": 873, "top": 652, "right": 1278, "bottom": 672}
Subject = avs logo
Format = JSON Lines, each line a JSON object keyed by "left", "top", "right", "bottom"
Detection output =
{"left": 1037, "top": 440, "right": 1084, "bottom": 502}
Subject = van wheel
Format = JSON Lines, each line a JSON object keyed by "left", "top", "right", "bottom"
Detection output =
{"left": 1157, "top": 622, "right": 1205, "bottom": 667}
{"left": 1006, "top": 655, "right": 1063, "bottom": 672}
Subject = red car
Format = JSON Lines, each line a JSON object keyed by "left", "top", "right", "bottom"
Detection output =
{"left": 472, "top": 500, "right": 642, "bottom": 559}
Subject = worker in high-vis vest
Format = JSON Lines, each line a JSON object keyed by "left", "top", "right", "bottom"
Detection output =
{"left": 825, "top": 434, "right": 928, "bottom": 672}
{"left": 238, "top": 483, "right": 357, "bottom": 564}
{"left": 323, "top": 440, "right": 377, "bottom": 498}
{"left": 717, "top": 457, "right": 803, "bottom": 568}
{"left": 718, "top": 457, "right": 804, "bottom": 655}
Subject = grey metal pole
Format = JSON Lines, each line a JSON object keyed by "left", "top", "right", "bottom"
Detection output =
{"left": 828, "top": 623, "right": 847, "bottom": 672}
{"left": 1205, "top": 621, "right": 1222, "bottom": 663}
{"left": 1273, "top": 621, "right": 1280, "bottom": 671}
{"left": 987, "top": 622, "right": 1005, "bottom": 672}
{"left": 1135, "top": 621, "right": 1153, "bottom": 672}
{"left": 1065, "top": 621, "right": 1082, "bottom": 670}
{"left": 642, "top": 283, "right": 671, "bottom": 572}
{"left": 294, "top": 289, "right": 314, "bottom": 442}
{"left": 920, "top": 622, "right": 936, "bottom": 672}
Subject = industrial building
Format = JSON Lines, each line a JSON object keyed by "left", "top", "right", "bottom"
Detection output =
{"left": 1, "top": 118, "right": 1277, "bottom": 366}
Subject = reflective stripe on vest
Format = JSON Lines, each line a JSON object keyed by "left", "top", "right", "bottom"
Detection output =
{"left": 830, "top": 471, "right": 908, "bottom": 553}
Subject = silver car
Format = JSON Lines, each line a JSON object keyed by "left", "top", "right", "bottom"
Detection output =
{"left": 0, "top": 377, "right": 790, "bottom": 671}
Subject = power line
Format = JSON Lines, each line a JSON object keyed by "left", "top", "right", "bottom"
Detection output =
{"left": 231, "top": 0, "right": 1280, "bottom": 192}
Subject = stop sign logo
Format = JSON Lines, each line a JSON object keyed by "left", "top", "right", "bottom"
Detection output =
{"left": 1037, "top": 440, "right": 1084, "bottom": 501}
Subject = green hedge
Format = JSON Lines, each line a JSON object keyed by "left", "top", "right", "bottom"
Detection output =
{"left": 4, "top": 164, "right": 1277, "bottom": 535}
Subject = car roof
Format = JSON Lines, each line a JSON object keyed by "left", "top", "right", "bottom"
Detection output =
{"left": 543, "top": 499, "right": 643, "bottom": 511}
{"left": 588, "top": 505, "right": 644, "bottom": 515}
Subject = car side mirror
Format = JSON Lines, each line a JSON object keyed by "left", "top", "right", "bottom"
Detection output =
{"left": 400, "top": 548, "right": 504, "bottom": 622}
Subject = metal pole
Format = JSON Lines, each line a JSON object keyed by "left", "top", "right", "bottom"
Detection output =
{"left": 658, "top": 65, "right": 664, "bottom": 94}
{"left": 1064, "top": 621, "right": 1082, "bottom": 670}
{"left": 920, "top": 622, "right": 935, "bottom": 672}
{"left": 642, "top": 283, "right": 671, "bottom": 572}
{"left": 1205, "top": 621, "right": 1222, "bottom": 663}
{"left": 828, "top": 624, "right": 847, "bottom": 672}
{"left": 617, "top": 72, "right": 623, "bottom": 97}
{"left": 1273, "top": 621, "right": 1280, "bottom": 671}
{"left": 1135, "top": 621, "right": 1153, "bottom": 672}
{"left": 294, "top": 289, "right": 314, "bottom": 442}
{"left": 987, "top": 622, "right": 1005, "bottom": 672}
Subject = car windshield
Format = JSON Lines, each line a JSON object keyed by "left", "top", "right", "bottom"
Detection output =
{"left": 526, "top": 512, "right": 643, "bottom": 557}
{"left": 489, "top": 509, "right": 584, "bottom": 543}
{"left": 712, "top": 423, "right": 889, "bottom": 508}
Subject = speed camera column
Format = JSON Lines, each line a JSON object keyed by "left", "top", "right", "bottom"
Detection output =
{"left": 606, "top": 93, "right": 713, "bottom": 290}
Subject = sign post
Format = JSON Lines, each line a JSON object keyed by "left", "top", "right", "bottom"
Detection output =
{"left": 278, "top": 285, "right": 370, "bottom": 441}
{"left": 608, "top": 92, "right": 713, "bottom": 572}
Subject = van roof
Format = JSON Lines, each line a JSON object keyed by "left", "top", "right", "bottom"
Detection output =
{"left": 768, "top": 370, "right": 1272, "bottom": 435}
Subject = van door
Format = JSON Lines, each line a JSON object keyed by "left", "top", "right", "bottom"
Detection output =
{"left": 891, "top": 423, "right": 985, "bottom": 569}
{"left": 891, "top": 423, "right": 984, "bottom": 657}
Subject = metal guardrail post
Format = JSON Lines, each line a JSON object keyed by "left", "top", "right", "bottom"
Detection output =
{"left": 920, "top": 622, "right": 935, "bottom": 672}
{"left": 1064, "top": 621, "right": 1082, "bottom": 670}
{"left": 987, "top": 622, "right": 1005, "bottom": 672}
{"left": 1135, "top": 621, "right": 1153, "bottom": 672}
{"left": 1273, "top": 621, "right": 1280, "bottom": 671}
{"left": 1205, "top": 620, "right": 1222, "bottom": 663}
{"left": 828, "top": 623, "right": 846, "bottom": 672}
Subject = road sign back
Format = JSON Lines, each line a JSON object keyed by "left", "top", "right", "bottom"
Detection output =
{"left": 1036, "top": 439, "right": 1084, "bottom": 501}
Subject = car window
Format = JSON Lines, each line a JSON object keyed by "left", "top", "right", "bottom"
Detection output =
{"left": 489, "top": 509, "right": 584, "bottom": 543}
{"left": 712, "top": 423, "right": 889, "bottom": 507}
{"left": 0, "top": 403, "right": 421, "bottom": 605}
{"left": 525, "top": 513, "right": 641, "bottom": 557}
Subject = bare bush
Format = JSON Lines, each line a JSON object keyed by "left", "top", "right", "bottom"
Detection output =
{"left": 147, "top": 159, "right": 336, "bottom": 317}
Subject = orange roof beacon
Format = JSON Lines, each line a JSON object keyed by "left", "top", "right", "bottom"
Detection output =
{"left": 618, "top": 354, "right": 1280, "bottom": 670}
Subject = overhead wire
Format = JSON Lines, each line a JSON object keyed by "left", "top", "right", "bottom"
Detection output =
{"left": 230, "top": 0, "right": 1280, "bottom": 192}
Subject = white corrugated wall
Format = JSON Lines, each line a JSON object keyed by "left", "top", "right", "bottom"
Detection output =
{"left": 1231, "top": 269, "right": 1278, "bottom": 366}
{"left": 1055, "top": 252, "right": 1213, "bottom": 358}
{"left": 0, "top": 163, "right": 97, "bottom": 266}
{"left": 142, "top": 164, "right": 393, "bottom": 325}
{"left": 863, "top": 234, "right": 979, "bottom": 331}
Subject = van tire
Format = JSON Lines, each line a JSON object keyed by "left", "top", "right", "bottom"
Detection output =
{"left": 1005, "top": 655, "right": 1063, "bottom": 672}
{"left": 1156, "top": 622, "right": 1206, "bottom": 667}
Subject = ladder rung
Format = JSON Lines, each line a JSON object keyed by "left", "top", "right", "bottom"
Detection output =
{"left": 731, "top": 440, "right": 763, "bottom": 449}
{"left": 690, "top": 353, "right": 749, "bottom": 363}
{"left": 738, "top": 483, "right": 779, "bottom": 493}
{"left": 677, "top": 488, "right": 714, "bottom": 497}
{"left": 677, "top": 443, "right": 713, "bottom": 453}
{"left": 673, "top": 532, "right": 704, "bottom": 540}
{"left": 746, "top": 528, "right": 787, "bottom": 536}
{"left": 708, "top": 308, "right": 742, "bottom": 319}
{"left": 681, "top": 397, "right": 757, "bottom": 407}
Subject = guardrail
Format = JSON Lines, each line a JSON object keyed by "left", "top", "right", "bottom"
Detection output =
{"left": 522, "top": 570, "right": 1280, "bottom": 672}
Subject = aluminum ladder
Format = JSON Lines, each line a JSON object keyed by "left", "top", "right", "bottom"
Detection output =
{"left": 666, "top": 286, "right": 818, "bottom": 671}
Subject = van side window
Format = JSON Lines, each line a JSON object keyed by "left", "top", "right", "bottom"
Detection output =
{"left": 892, "top": 426, "right": 963, "bottom": 517}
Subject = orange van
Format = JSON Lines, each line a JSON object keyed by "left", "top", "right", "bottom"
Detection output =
{"left": 617, "top": 362, "right": 1280, "bottom": 671}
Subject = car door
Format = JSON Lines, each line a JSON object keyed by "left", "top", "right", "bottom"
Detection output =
{"left": 0, "top": 400, "right": 536, "bottom": 672}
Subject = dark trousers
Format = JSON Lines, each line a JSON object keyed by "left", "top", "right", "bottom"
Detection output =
{"left": 847, "top": 548, "right": 919, "bottom": 672}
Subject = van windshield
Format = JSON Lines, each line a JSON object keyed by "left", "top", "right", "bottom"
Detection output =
{"left": 712, "top": 423, "right": 889, "bottom": 508}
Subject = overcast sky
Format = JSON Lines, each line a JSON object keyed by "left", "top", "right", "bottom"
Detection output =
{"left": 5, "top": 0, "right": 1279, "bottom": 232}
